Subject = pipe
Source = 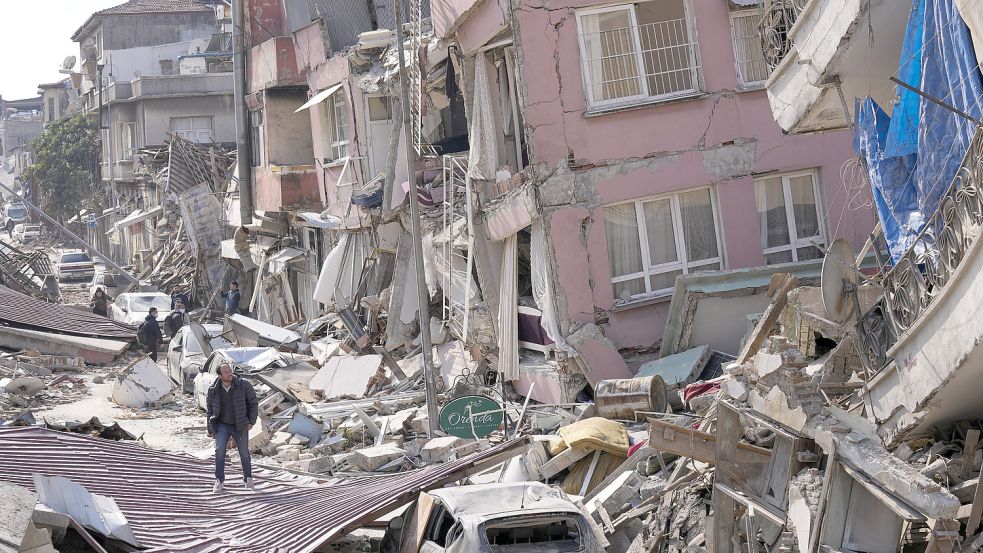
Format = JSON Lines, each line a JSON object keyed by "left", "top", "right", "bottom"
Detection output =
{"left": 393, "top": 0, "right": 440, "bottom": 437}
{"left": 233, "top": 0, "right": 253, "bottom": 225}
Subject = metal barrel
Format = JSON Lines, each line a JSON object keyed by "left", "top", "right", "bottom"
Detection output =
{"left": 594, "top": 374, "right": 668, "bottom": 420}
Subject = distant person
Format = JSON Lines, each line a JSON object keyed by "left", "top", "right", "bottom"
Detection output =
{"left": 207, "top": 362, "right": 258, "bottom": 492}
{"left": 170, "top": 286, "right": 191, "bottom": 311}
{"left": 222, "top": 281, "right": 241, "bottom": 316}
{"left": 90, "top": 288, "right": 109, "bottom": 317}
{"left": 137, "top": 307, "right": 163, "bottom": 361}
{"left": 164, "top": 300, "right": 187, "bottom": 337}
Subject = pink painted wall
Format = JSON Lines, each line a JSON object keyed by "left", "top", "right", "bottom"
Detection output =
{"left": 248, "top": 36, "right": 305, "bottom": 93}
{"left": 253, "top": 166, "right": 320, "bottom": 211}
{"left": 446, "top": 0, "right": 874, "bottom": 351}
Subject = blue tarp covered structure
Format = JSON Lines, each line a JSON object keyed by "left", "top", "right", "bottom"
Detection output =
{"left": 856, "top": 0, "right": 983, "bottom": 262}
{"left": 855, "top": 99, "right": 921, "bottom": 262}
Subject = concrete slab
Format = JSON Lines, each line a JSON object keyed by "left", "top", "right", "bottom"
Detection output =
{"left": 636, "top": 345, "right": 710, "bottom": 387}
{"left": 110, "top": 357, "right": 175, "bottom": 409}
{"left": 308, "top": 354, "right": 383, "bottom": 399}
{"left": 0, "top": 326, "right": 129, "bottom": 365}
{"left": 350, "top": 443, "right": 407, "bottom": 472}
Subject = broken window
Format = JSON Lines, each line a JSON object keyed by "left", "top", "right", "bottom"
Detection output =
{"left": 320, "top": 90, "right": 350, "bottom": 162}
{"left": 604, "top": 187, "right": 721, "bottom": 302}
{"left": 730, "top": 10, "right": 771, "bottom": 87}
{"left": 483, "top": 517, "right": 584, "bottom": 551}
{"left": 755, "top": 170, "right": 825, "bottom": 264}
{"left": 171, "top": 116, "right": 213, "bottom": 144}
{"left": 576, "top": 0, "right": 701, "bottom": 110}
{"left": 119, "top": 122, "right": 136, "bottom": 160}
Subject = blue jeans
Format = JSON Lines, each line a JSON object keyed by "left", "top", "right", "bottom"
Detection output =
{"left": 214, "top": 421, "right": 251, "bottom": 482}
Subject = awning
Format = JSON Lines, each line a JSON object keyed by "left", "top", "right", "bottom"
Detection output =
{"left": 267, "top": 246, "right": 308, "bottom": 273}
{"left": 295, "top": 83, "right": 343, "bottom": 113}
{"left": 298, "top": 212, "right": 343, "bottom": 228}
{"left": 106, "top": 206, "right": 163, "bottom": 235}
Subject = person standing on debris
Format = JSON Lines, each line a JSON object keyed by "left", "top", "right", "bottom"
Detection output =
{"left": 222, "top": 281, "right": 241, "bottom": 316}
{"left": 90, "top": 288, "right": 109, "bottom": 317}
{"left": 164, "top": 300, "right": 187, "bottom": 337}
{"left": 137, "top": 307, "right": 163, "bottom": 361}
{"left": 171, "top": 286, "right": 191, "bottom": 311}
{"left": 207, "top": 362, "right": 258, "bottom": 492}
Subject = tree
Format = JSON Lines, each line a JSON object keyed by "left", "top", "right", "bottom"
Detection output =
{"left": 24, "top": 113, "right": 104, "bottom": 221}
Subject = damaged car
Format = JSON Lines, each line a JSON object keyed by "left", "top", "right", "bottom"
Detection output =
{"left": 192, "top": 347, "right": 283, "bottom": 410}
{"left": 382, "top": 482, "right": 599, "bottom": 553}
{"left": 167, "top": 322, "right": 234, "bottom": 393}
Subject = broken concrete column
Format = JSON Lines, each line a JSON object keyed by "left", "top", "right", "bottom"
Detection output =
{"left": 351, "top": 443, "right": 407, "bottom": 472}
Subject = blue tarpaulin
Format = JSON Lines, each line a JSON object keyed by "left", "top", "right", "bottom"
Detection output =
{"left": 857, "top": 0, "right": 983, "bottom": 261}
{"left": 854, "top": 98, "right": 922, "bottom": 262}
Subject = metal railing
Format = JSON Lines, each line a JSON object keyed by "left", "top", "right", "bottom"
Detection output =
{"left": 579, "top": 17, "right": 702, "bottom": 106}
{"left": 857, "top": 126, "right": 983, "bottom": 373}
{"left": 440, "top": 154, "right": 473, "bottom": 341}
{"left": 758, "top": 0, "right": 808, "bottom": 71}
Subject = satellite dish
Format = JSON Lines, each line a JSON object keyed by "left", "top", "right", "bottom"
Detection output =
{"left": 62, "top": 56, "right": 77, "bottom": 70}
{"left": 821, "top": 238, "right": 859, "bottom": 323}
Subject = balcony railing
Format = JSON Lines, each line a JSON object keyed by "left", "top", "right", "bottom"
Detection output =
{"left": 758, "top": 0, "right": 808, "bottom": 71}
{"left": 857, "top": 126, "right": 983, "bottom": 373}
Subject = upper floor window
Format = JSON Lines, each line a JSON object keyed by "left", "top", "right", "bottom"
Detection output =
{"left": 249, "top": 110, "right": 264, "bottom": 167}
{"left": 171, "top": 116, "right": 213, "bottom": 143}
{"left": 755, "top": 170, "right": 825, "bottom": 264}
{"left": 605, "top": 187, "right": 722, "bottom": 302}
{"left": 730, "top": 10, "right": 770, "bottom": 87}
{"left": 119, "top": 122, "right": 136, "bottom": 160}
{"left": 324, "top": 90, "right": 349, "bottom": 161}
{"left": 576, "top": 0, "right": 702, "bottom": 111}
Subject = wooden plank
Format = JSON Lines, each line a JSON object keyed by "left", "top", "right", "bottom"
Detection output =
{"left": 584, "top": 446, "right": 655, "bottom": 502}
{"left": 648, "top": 419, "right": 772, "bottom": 467}
{"left": 715, "top": 482, "right": 787, "bottom": 527}
{"left": 839, "top": 462, "right": 925, "bottom": 521}
{"left": 736, "top": 273, "right": 798, "bottom": 365}
{"left": 965, "top": 430, "right": 981, "bottom": 480}
{"left": 374, "top": 345, "right": 408, "bottom": 380}
{"left": 539, "top": 446, "right": 592, "bottom": 479}
{"left": 967, "top": 465, "right": 983, "bottom": 537}
{"left": 398, "top": 493, "right": 436, "bottom": 553}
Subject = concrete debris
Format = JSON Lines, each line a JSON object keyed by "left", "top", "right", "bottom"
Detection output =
{"left": 110, "top": 357, "right": 175, "bottom": 409}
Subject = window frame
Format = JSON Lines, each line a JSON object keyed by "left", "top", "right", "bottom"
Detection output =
{"left": 170, "top": 116, "right": 214, "bottom": 143}
{"left": 119, "top": 121, "right": 137, "bottom": 161}
{"left": 575, "top": 0, "right": 702, "bottom": 111}
{"left": 729, "top": 9, "right": 770, "bottom": 89}
{"left": 327, "top": 90, "right": 350, "bottom": 162}
{"left": 754, "top": 169, "right": 827, "bottom": 264}
{"left": 605, "top": 185, "right": 724, "bottom": 302}
{"left": 249, "top": 110, "right": 264, "bottom": 167}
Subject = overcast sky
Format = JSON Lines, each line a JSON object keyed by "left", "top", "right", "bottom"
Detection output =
{"left": 0, "top": 0, "right": 122, "bottom": 100}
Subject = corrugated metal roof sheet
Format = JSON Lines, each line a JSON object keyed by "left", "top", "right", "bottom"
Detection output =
{"left": 0, "top": 286, "right": 136, "bottom": 340}
{"left": 0, "top": 427, "right": 526, "bottom": 552}
{"left": 95, "top": 0, "right": 212, "bottom": 15}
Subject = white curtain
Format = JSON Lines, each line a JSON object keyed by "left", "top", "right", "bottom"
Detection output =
{"left": 530, "top": 221, "right": 574, "bottom": 353}
{"left": 676, "top": 189, "right": 718, "bottom": 262}
{"left": 580, "top": 13, "right": 604, "bottom": 102}
{"left": 312, "top": 233, "right": 350, "bottom": 306}
{"left": 603, "top": 204, "right": 645, "bottom": 300}
{"left": 467, "top": 54, "right": 498, "bottom": 181}
{"left": 497, "top": 234, "right": 519, "bottom": 382}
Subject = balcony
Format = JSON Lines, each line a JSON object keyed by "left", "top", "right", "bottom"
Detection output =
{"left": 856, "top": 127, "right": 983, "bottom": 443}
{"left": 249, "top": 37, "right": 305, "bottom": 93}
{"left": 763, "top": 0, "right": 908, "bottom": 133}
{"left": 130, "top": 74, "right": 233, "bottom": 99}
{"left": 253, "top": 164, "right": 321, "bottom": 212}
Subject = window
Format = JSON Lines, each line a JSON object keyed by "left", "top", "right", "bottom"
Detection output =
{"left": 249, "top": 110, "right": 264, "bottom": 167}
{"left": 171, "top": 116, "right": 213, "bottom": 143}
{"left": 605, "top": 188, "right": 722, "bottom": 301}
{"left": 730, "top": 10, "right": 770, "bottom": 87}
{"left": 119, "top": 122, "right": 136, "bottom": 160}
{"left": 325, "top": 91, "right": 350, "bottom": 161}
{"left": 47, "top": 97, "right": 55, "bottom": 122}
{"left": 576, "top": 0, "right": 701, "bottom": 110}
{"left": 755, "top": 170, "right": 825, "bottom": 264}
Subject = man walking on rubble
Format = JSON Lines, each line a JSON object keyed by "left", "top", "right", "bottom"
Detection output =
{"left": 207, "top": 362, "right": 258, "bottom": 492}
{"left": 222, "top": 280, "right": 241, "bottom": 316}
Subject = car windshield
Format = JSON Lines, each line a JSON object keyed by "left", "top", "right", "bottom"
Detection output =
{"left": 60, "top": 253, "right": 91, "bottom": 264}
{"left": 24, "top": 226, "right": 40, "bottom": 232}
{"left": 7, "top": 207, "right": 26, "bottom": 219}
{"left": 99, "top": 274, "right": 118, "bottom": 286}
{"left": 127, "top": 295, "right": 170, "bottom": 312}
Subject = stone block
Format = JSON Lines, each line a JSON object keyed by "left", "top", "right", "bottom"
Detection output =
{"left": 421, "top": 436, "right": 467, "bottom": 464}
{"left": 351, "top": 443, "right": 407, "bottom": 471}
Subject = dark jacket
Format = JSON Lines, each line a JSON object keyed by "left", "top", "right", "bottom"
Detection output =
{"left": 222, "top": 289, "right": 241, "bottom": 315}
{"left": 164, "top": 310, "right": 186, "bottom": 337}
{"left": 141, "top": 314, "right": 163, "bottom": 346}
{"left": 91, "top": 295, "right": 109, "bottom": 316}
{"left": 171, "top": 293, "right": 191, "bottom": 310}
{"left": 206, "top": 374, "right": 258, "bottom": 434}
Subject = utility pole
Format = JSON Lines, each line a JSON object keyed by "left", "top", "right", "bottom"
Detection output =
{"left": 393, "top": 0, "right": 440, "bottom": 436}
{"left": 232, "top": 0, "right": 253, "bottom": 226}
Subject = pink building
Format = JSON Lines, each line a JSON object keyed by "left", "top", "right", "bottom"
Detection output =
{"left": 433, "top": 0, "right": 874, "bottom": 392}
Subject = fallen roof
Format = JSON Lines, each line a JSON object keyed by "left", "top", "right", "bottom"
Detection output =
{"left": 0, "top": 427, "right": 527, "bottom": 552}
{"left": 0, "top": 285, "right": 137, "bottom": 340}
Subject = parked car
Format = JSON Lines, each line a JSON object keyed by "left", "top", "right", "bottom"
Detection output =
{"left": 54, "top": 251, "right": 95, "bottom": 281}
{"left": 89, "top": 270, "right": 125, "bottom": 299}
{"left": 109, "top": 292, "right": 171, "bottom": 326}
{"left": 192, "top": 347, "right": 283, "bottom": 410}
{"left": 2, "top": 202, "right": 28, "bottom": 231}
{"left": 381, "top": 482, "right": 600, "bottom": 553}
{"left": 167, "top": 323, "right": 234, "bottom": 393}
{"left": 11, "top": 224, "right": 40, "bottom": 243}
